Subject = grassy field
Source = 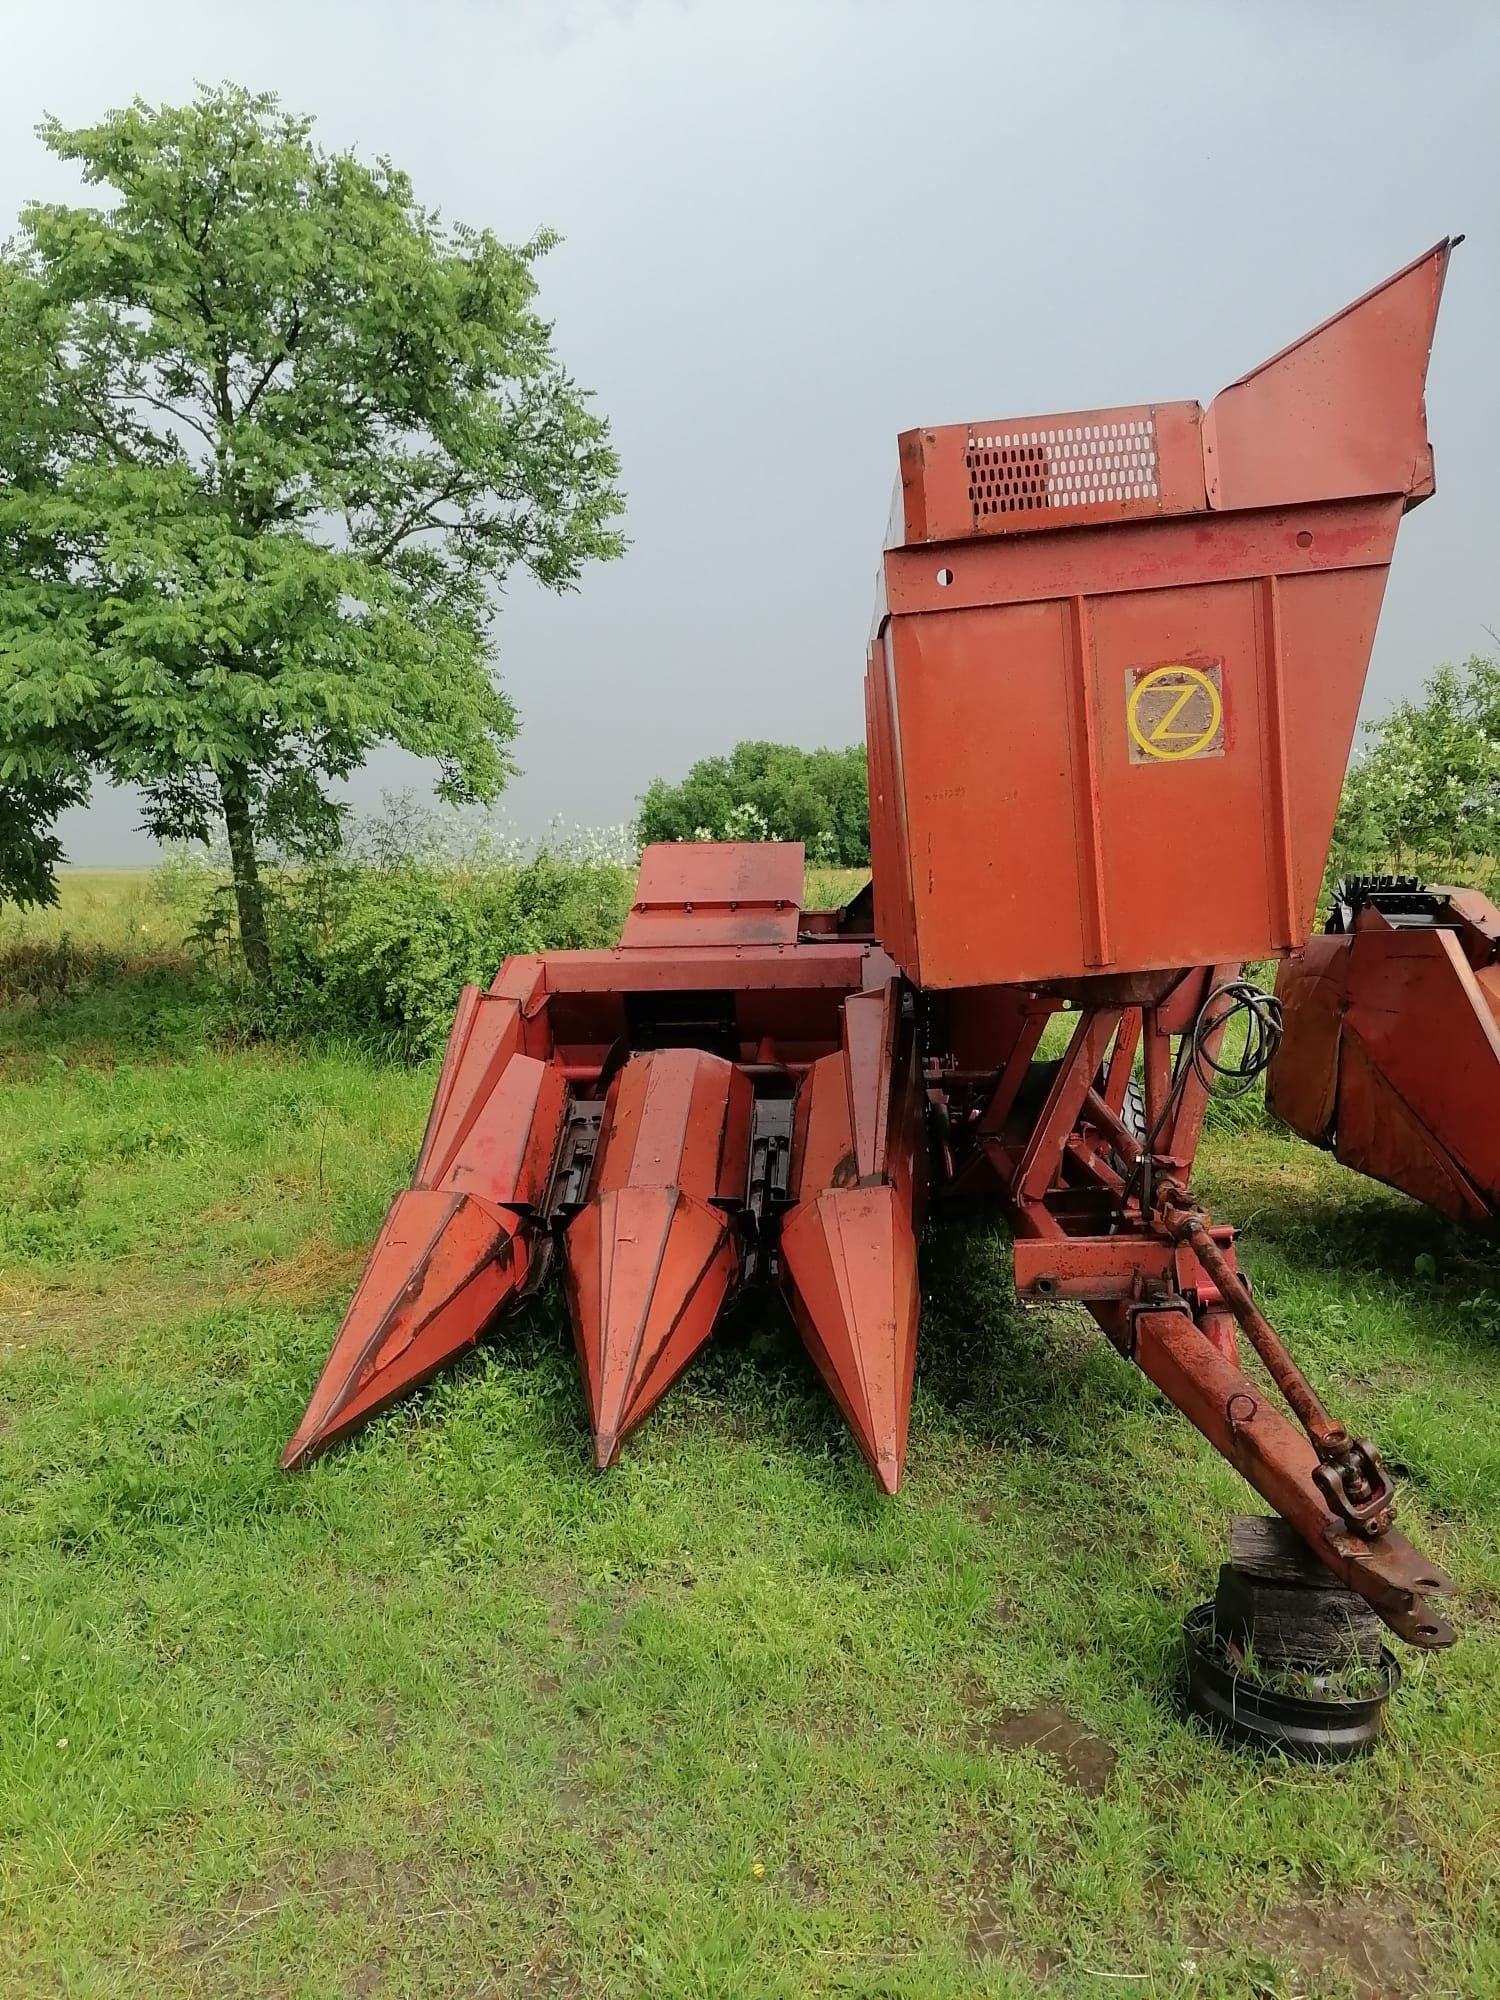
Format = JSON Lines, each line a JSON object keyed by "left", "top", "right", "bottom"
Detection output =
{"left": 2, "top": 874, "right": 1499, "bottom": 1996}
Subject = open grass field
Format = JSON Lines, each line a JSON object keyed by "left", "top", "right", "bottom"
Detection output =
{"left": 2, "top": 872, "right": 1500, "bottom": 1996}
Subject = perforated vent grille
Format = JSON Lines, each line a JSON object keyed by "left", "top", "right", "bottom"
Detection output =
{"left": 966, "top": 417, "right": 1160, "bottom": 525}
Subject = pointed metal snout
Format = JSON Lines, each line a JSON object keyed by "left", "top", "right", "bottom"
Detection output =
{"left": 565, "top": 1184, "right": 740, "bottom": 1465}
{"left": 775, "top": 992, "right": 925, "bottom": 1493}
{"left": 779, "top": 1182, "right": 921, "bottom": 1494}
{"left": 282, "top": 1004, "right": 568, "bottom": 1468}
{"left": 280, "top": 1188, "right": 525, "bottom": 1469}
{"left": 562, "top": 1047, "right": 752, "bottom": 1466}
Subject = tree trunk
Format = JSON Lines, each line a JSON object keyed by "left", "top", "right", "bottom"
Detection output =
{"left": 220, "top": 768, "right": 271, "bottom": 983}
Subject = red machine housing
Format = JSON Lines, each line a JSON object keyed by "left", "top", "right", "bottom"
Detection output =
{"left": 1271, "top": 877, "right": 1500, "bottom": 1221}
{"left": 287, "top": 244, "right": 1461, "bottom": 1657}
{"left": 866, "top": 242, "right": 1452, "bottom": 987}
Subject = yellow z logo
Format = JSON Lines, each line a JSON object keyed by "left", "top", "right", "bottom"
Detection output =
{"left": 1126, "top": 663, "right": 1224, "bottom": 763}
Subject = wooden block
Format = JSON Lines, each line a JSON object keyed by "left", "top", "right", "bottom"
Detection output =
{"left": 1219, "top": 1515, "right": 1384, "bottom": 1665}
{"left": 1229, "top": 1514, "right": 1334, "bottom": 1586}
{"left": 1215, "top": 1564, "right": 1383, "bottom": 1664}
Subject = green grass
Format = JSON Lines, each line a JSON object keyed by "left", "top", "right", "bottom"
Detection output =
{"left": 2, "top": 882, "right": 1500, "bottom": 1995}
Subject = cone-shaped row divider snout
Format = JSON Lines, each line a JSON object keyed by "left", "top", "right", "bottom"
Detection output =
{"left": 280, "top": 994, "right": 566, "bottom": 1468}
{"left": 562, "top": 1047, "right": 752, "bottom": 1466}
{"left": 284, "top": 973, "right": 928, "bottom": 1491}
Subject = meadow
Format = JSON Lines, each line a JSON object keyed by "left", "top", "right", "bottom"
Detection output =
{"left": 1, "top": 868, "right": 1498, "bottom": 1997}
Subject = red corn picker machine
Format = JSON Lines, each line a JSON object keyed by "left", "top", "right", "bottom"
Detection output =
{"left": 1270, "top": 875, "right": 1500, "bottom": 1221}
{"left": 287, "top": 242, "right": 1461, "bottom": 1666}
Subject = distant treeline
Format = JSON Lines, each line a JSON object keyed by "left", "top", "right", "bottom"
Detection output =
{"left": 637, "top": 741, "right": 870, "bottom": 868}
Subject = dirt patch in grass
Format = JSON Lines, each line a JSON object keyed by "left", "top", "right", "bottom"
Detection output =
{"left": 1461, "top": 1583, "right": 1500, "bottom": 1627}
{"left": 0, "top": 1269, "right": 217, "bottom": 1352}
{"left": 962, "top": 1845, "right": 1065, "bottom": 1981}
{"left": 552, "top": 1767, "right": 594, "bottom": 1826}
{"left": 315, "top": 1848, "right": 430, "bottom": 1916}
{"left": 177, "top": 1848, "right": 434, "bottom": 1965}
{"left": 516, "top": 1946, "right": 585, "bottom": 1999}
{"left": 175, "top": 1877, "right": 287, "bottom": 1963}
{"left": 1183, "top": 1890, "right": 1430, "bottom": 1999}
{"left": 960, "top": 1683, "right": 1117, "bottom": 1795}
{"left": 784, "top": 1858, "right": 825, "bottom": 1906}
{"left": 0, "top": 1235, "right": 364, "bottom": 1356}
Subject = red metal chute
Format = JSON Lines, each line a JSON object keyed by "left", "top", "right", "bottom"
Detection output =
{"left": 286, "top": 246, "right": 1462, "bottom": 1657}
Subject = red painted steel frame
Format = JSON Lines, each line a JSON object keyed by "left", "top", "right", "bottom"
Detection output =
{"left": 286, "top": 245, "right": 1462, "bottom": 1657}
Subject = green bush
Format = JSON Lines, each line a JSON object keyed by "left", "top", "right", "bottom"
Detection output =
{"left": 262, "top": 867, "right": 493, "bottom": 1059}
{"left": 637, "top": 741, "right": 869, "bottom": 866}
{"left": 234, "top": 851, "right": 634, "bottom": 1060}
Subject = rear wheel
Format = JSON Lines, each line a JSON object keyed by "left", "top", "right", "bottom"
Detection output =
{"left": 1120, "top": 1075, "right": 1147, "bottom": 1147}
{"left": 1009, "top": 1058, "right": 1147, "bottom": 1149}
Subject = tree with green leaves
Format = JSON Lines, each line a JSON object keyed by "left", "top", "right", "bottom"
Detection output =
{"left": 637, "top": 740, "right": 870, "bottom": 866}
{"left": 0, "top": 85, "right": 622, "bottom": 971}
{"left": 0, "top": 250, "right": 95, "bottom": 907}
{"left": 0, "top": 774, "right": 84, "bottom": 908}
{"left": 1328, "top": 656, "right": 1500, "bottom": 887}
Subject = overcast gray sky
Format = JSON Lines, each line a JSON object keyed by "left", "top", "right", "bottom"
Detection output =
{"left": 3, "top": 0, "right": 1496, "bottom": 864}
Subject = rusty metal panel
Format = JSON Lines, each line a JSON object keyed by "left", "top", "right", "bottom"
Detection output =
{"left": 881, "top": 497, "right": 1405, "bottom": 619}
{"left": 884, "top": 596, "right": 1091, "bottom": 986}
{"left": 1202, "top": 240, "right": 1455, "bottom": 512}
{"left": 864, "top": 635, "right": 918, "bottom": 981}
{"left": 415, "top": 992, "right": 531, "bottom": 1188}
{"left": 590, "top": 1043, "right": 753, "bottom": 1201}
{"left": 894, "top": 399, "right": 1206, "bottom": 545}
{"left": 535, "top": 944, "right": 880, "bottom": 994}
{"left": 1345, "top": 926, "right": 1500, "bottom": 1200}
{"left": 1266, "top": 939, "right": 1348, "bottom": 1144}
{"left": 1334, "top": 1029, "right": 1491, "bottom": 1223}
{"left": 441, "top": 1055, "right": 568, "bottom": 1209}
{"left": 620, "top": 842, "right": 805, "bottom": 949}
